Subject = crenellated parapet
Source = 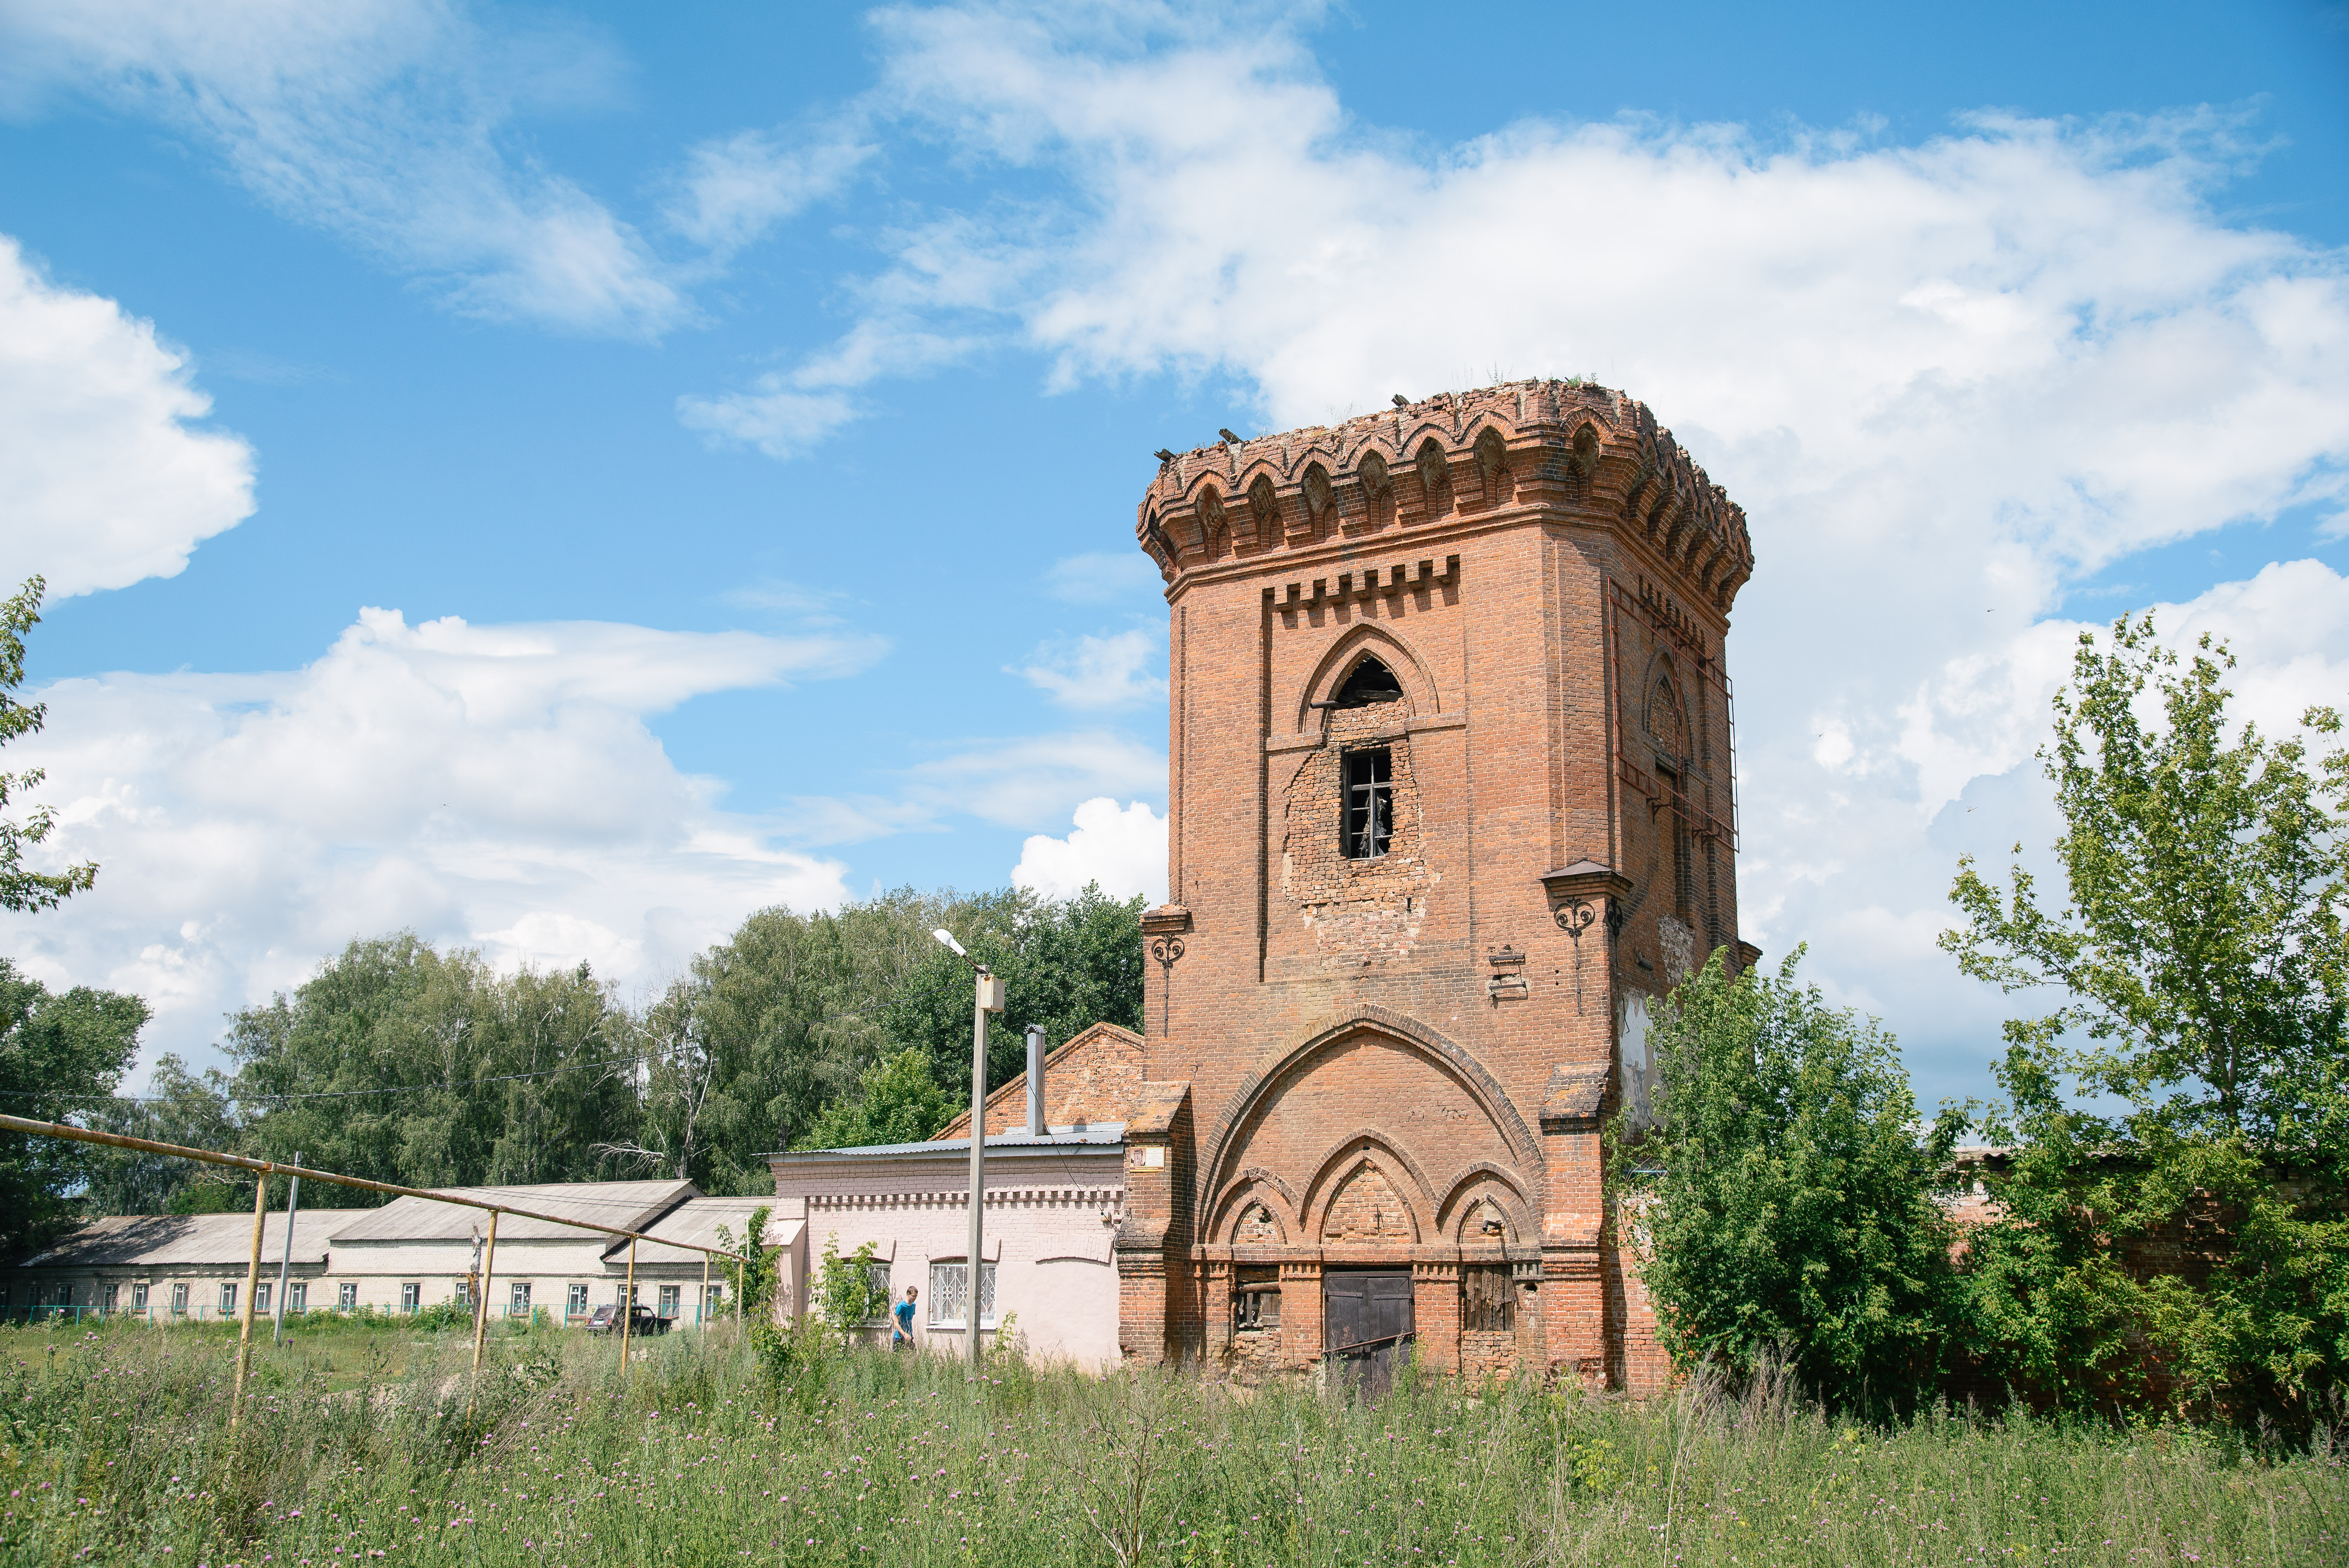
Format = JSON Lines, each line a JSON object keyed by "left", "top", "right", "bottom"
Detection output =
{"left": 1134, "top": 379, "right": 1754, "bottom": 617}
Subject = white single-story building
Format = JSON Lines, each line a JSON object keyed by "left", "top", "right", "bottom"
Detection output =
{"left": 768, "top": 1023, "right": 1140, "bottom": 1368}
{"left": 2, "top": 1180, "right": 796, "bottom": 1327}
{"left": 2, "top": 1211, "right": 338, "bottom": 1323}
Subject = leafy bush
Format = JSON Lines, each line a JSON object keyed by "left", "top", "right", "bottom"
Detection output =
{"left": 1615, "top": 949, "right": 1969, "bottom": 1415}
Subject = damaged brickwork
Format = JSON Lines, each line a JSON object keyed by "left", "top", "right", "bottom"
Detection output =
{"left": 1122, "top": 378, "right": 1758, "bottom": 1389}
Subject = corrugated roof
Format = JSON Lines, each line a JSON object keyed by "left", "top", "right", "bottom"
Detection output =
{"left": 327, "top": 1180, "right": 699, "bottom": 1244}
{"left": 604, "top": 1197, "right": 799, "bottom": 1265}
{"left": 22, "top": 1212, "right": 338, "bottom": 1269}
{"left": 775, "top": 1126, "right": 1126, "bottom": 1161}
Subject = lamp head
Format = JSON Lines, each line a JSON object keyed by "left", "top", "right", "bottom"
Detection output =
{"left": 930, "top": 928, "right": 967, "bottom": 958}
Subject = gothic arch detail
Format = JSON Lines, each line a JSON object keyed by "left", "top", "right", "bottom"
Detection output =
{"left": 1199, "top": 1007, "right": 1544, "bottom": 1207}
{"left": 1294, "top": 623, "right": 1440, "bottom": 733}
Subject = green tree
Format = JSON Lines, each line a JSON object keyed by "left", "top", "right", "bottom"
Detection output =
{"left": 0, "top": 577, "right": 98, "bottom": 912}
{"left": 880, "top": 882, "right": 1145, "bottom": 1098}
{"left": 627, "top": 890, "right": 950, "bottom": 1191}
{"left": 0, "top": 958, "right": 148, "bottom": 1259}
{"left": 84, "top": 1052, "right": 241, "bottom": 1215}
{"left": 799, "top": 1048, "right": 959, "bottom": 1149}
{"left": 1943, "top": 616, "right": 2349, "bottom": 1428}
{"left": 1615, "top": 950, "right": 1968, "bottom": 1415}
{"left": 225, "top": 934, "right": 642, "bottom": 1203}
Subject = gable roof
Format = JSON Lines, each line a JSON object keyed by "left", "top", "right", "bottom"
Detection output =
{"left": 936, "top": 1021, "right": 1144, "bottom": 1140}
{"left": 21, "top": 1212, "right": 337, "bottom": 1270}
{"left": 327, "top": 1180, "right": 699, "bottom": 1244}
{"left": 604, "top": 1196, "right": 797, "bottom": 1265}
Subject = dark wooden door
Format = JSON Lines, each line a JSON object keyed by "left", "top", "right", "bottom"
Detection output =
{"left": 1325, "top": 1271, "right": 1413, "bottom": 1397}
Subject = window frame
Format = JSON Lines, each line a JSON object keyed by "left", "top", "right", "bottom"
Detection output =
{"left": 399, "top": 1282, "right": 421, "bottom": 1313}
{"left": 338, "top": 1282, "right": 358, "bottom": 1311}
{"left": 1340, "top": 746, "right": 1395, "bottom": 860}
{"left": 925, "top": 1260, "right": 999, "bottom": 1330}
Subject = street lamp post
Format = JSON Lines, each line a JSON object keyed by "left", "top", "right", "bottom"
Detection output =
{"left": 932, "top": 929, "right": 1004, "bottom": 1369}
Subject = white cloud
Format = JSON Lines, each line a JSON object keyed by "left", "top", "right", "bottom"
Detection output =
{"left": 0, "top": 606, "right": 886, "bottom": 1064}
{"left": 904, "top": 729, "right": 1165, "bottom": 829}
{"left": 663, "top": 127, "right": 874, "bottom": 257}
{"left": 692, "top": 4, "right": 2349, "bottom": 1096}
{"left": 1012, "top": 796, "right": 1166, "bottom": 903}
{"left": 675, "top": 381, "right": 862, "bottom": 462}
{"left": 0, "top": 0, "right": 686, "bottom": 337}
{"left": 0, "top": 237, "right": 256, "bottom": 598}
{"left": 1043, "top": 550, "right": 1166, "bottom": 605}
{"left": 1011, "top": 628, "right": 1166, "bottom": 709}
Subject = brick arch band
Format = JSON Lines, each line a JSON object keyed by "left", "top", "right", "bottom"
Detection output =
{"left": 1198, "top": 1006, "right": 1545, "bottom": 1221}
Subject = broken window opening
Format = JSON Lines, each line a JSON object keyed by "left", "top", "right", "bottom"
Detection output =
{"left": 1234, "top": 1266, "right": 1282, "bottom": 1332}
{"left": 1462, "top": 1265, "right": 1515, "bottom": 1333}
{"left": 1332, "top": 656, "right": 1404, "bottom": 708}
{"left": 1342, "top": 748, "right": 1394, "bottom": 859}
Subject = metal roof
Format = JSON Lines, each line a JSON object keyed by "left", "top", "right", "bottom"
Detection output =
{"left": 773, "top": 1125, "right": 1127, "bottom": 1162}
{"left": 326, "top": 1179, "right": 700, "bottom": 1244}
{"left": 604, "top": 1197, "right": 800, "bottom": 1265}
{"left": 21, "top": 1212, "right": 339, "bottom": 1270}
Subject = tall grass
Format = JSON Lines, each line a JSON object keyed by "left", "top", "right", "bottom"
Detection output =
{"left": 1, "top": 1318, "right": 2340, "bottom": 1566}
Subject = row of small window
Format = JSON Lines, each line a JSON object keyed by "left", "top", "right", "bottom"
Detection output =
{"left": 7, "top": 1280, "right": 721, "bottom": 1318}
{"left": 1229, "top": 1266, "right": 1519, "bottom": 1333}
{"left": 1, "top": 1281, "right": 328, "bottom": 1314}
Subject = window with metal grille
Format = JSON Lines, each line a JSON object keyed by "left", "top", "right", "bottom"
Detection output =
{"left": 1342, "top": 748, "right": 1393, "bottom": 859}
{"left": 1462, "top": 1266, "right": 1515, "bottom": 1333}
{"left": 862, "top": 1263, "right": 893, "bottom": 1325}
{"left": 926, "top": 1261, "right": 998, "bottom": 1329}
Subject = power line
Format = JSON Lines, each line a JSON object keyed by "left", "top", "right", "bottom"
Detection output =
{"left": 0, "top": 1050, "right": 683, "bottom": 1107}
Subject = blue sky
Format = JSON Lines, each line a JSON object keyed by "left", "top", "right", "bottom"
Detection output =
{"left": 0, "top": 0, "right": 2344, "bottom": 1103}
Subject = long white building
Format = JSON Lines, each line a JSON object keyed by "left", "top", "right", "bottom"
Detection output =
{"left": 1, "top": 1179, "right": 797, "bottom": 1327}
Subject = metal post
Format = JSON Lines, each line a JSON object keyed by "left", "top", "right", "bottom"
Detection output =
{"left": 271, "top": 1151, "right": 301, "bottom": 1345}
{"left": 734, "top": 1258, "right": 742, "bottom": 1326}
{"left": 467, "top": 1210, "right": 498, "bottom": 1413}
{"left": 964, "top": 967, "right": 998, "bottom": 1369}
{"left": 619, "top": 1237, "right": 637, "bottom": 1382}
{"left": 699, "top": 1252, "right": 710, "bottom": 1330}
{"left": 229, "top": 1169, "right": 269, "bottom": 1433}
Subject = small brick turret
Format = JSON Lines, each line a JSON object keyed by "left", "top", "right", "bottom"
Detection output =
{"left": 1118, "top": 380, "right": 1755, "bottom": 1388}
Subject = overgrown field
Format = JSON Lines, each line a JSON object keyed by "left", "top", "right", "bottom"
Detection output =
{"left": 1, "top": 1318, "right": 2341, "bottom": 1566}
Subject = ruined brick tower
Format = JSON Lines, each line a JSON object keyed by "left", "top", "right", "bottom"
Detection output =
{"left": 1115, "top": 380, "right": 1756, "bottom": 1388}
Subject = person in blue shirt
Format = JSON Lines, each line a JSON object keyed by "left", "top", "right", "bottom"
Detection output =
{"left": 891, "top": 1286, "right": 918, "bottom": 1351}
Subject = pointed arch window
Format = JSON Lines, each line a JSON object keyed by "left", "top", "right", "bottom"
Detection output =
{"left": 1333, "top": 655, "right": 1404, "bottom": 708}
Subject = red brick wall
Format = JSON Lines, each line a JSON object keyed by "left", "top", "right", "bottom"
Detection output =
{"left": 1128, "top": 380, "right": 1753, "bottom": 1388}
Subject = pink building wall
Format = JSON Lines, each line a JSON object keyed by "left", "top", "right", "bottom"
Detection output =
{"left": 768, "top": 1137, "right": 1127, "bottom": 1369}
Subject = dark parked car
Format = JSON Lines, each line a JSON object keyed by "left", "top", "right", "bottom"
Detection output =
{"left": 584, "top": 1304, "right": 670, "bottom": 1336}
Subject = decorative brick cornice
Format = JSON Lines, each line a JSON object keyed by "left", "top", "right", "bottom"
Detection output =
{"left": 1137, "top": 380, "right": 1753, "bottom": 616}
